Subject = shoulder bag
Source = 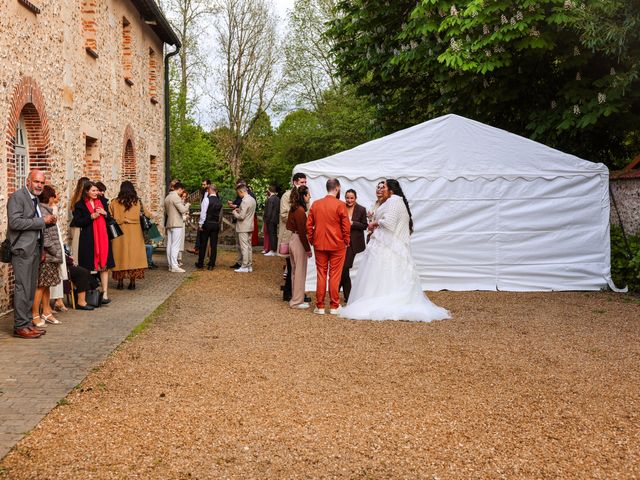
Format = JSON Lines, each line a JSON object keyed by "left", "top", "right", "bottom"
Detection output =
{"left": 1, "top": 207, "right": 37, "bottom": 262}
{"left": 139, "top": 201, "right": 152, "bottom": 231}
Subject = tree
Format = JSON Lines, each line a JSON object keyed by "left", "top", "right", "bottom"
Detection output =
{"left": 212, "top": 0, "right": 282, "bottom": 179}
{"left": 240, "top": 109, "right": 274, "bottom": 181}
{"left": 159, "top": 0, "right": 218, "bottom": 129}
{"left": 327, "top": 0, "right": 640, "bottom": 165}
{"left": 168, "top": 87, "right": 231, "bottom": 192}
{"left": 283, "top": 0, "right": 339, "bottom": 109}
{"left": 269, "top": 86, "right": 379, "bottom": 189}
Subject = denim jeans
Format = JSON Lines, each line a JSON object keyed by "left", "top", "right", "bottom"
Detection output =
{"left": 145, "top": 244, "right": 155, "bottom": 266}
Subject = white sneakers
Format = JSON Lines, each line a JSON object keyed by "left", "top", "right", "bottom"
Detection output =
{"left": 170, "top": 267, "right": 186, "bottom": 273}
{"left": 313, "top": 306, "right": 341, "bottom": 315}
{"left": 234, "top": 267, "right": 251, "bottom": 273}
{"left": 292, "top": 303, "right": 310, "bottom": 309}
{"left": 263, "top": 251, "right": 277, "bottom": 257}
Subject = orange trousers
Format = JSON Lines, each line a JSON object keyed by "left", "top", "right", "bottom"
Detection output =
{"left": 314, "top": 248, "right": 346, "bottom": 309}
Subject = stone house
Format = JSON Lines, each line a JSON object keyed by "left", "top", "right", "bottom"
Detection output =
{"left": 610, "top": 155, "right": 640, "bottom": 236}
{"left": 0, "top": 0, "right": 180, "bottom": 314}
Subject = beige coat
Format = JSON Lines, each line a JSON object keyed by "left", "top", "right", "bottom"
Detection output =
{"left": 277, "top": 189, "right": 293, "bottom": 255}
{"left": 109, "top": 199, "right": 150, "bottom": 271}
{"left": 232, "top": 194, "right": 256, "bottom": 233}
{"left": 164, "top": 191, "right": 189, "bottom": 228}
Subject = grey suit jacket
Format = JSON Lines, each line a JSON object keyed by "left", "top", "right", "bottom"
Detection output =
{"left": 7, "top": 186, "right": 45, "bottom": 258}
{"left": 232, "top": 195, "right": 256, "bottom": 233}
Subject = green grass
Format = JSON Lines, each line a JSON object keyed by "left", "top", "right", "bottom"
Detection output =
{"left": 125, "top": 301, "right": 168, "bottom": 342}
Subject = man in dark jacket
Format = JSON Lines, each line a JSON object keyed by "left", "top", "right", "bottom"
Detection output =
{"left": 263, "top": 185, "right": 280, "bottom": 256}
{"left": 196, "top": 183, "right": 222, "bottom": 270}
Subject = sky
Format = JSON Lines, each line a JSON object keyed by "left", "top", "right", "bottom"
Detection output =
{"left": 273, "top": 0, "right": 296, "bottom": 21}
{"left": 194, "top": 0, "right": 297, "bottom": 127}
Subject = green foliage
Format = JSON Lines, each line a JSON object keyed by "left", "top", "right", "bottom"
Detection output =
{"left": 241, "top": 110, "right": 275, "bottom": 182}
{"left": 327, "top": 0, "right": 640, "bottom": 166}
{"left": 268, "top": 87, "right": 380, "bottom": 189}
{"left": 168, "top": 87, "right": 232, "bottom": 192}
{"left": 249, "top": 177, "right": 272, "bottom": 209}
{"left": 610, "top": 225, "right": 640, "bottom": 293}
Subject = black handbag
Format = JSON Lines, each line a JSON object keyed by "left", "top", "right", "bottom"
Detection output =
{"left": 0, "top": 237, "right": 17, "bottom": 263}
{"left": 1, "top": 208, "right": 36, "bottom": 262}
{"left": 84, "top": 289, "right": 103, "bottom": 308}
{"left": 106, "top": 218, "right": 124, "bottom": 240}
{"left": 139, "top": 201, "right": 152, "bottom": 231}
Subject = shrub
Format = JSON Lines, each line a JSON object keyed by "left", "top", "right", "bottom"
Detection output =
{"left": 610, "top": 225, "right": 640, "bottom": 292}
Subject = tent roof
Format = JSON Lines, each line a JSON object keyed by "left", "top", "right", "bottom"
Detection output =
{"left": 294, "top": 114, "right": 608, "bottom": 181}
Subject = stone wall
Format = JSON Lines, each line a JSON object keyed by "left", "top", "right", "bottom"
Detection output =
{"left": 610, "top": 179, "right": 640, "bottom": 236}
{"left": 0, "top": 0, "right": 168, "bottom": 314}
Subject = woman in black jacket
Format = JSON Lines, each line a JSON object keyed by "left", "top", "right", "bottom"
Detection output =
{"left": 72, "top": 181, "right": 115, "bottom": 304}
{"left": 340, "top": 189, "right": 368, "bottom": 302}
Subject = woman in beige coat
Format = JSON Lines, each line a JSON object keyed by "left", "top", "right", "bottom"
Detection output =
{"left": 109, "top": 181, "right": 151, "bottom": 290}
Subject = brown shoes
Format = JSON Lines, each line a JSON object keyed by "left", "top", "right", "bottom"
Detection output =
{"left": 30, "top": 324, "right": 46, "bottom": 335}
{"left": 13, "top": 326, "right": 42, "bottom": 338}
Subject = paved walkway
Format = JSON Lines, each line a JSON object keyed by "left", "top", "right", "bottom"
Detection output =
{"left": 0, "top": 253, "right": 194, "bottom": 459}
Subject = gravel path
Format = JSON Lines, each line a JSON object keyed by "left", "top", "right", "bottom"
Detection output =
{"left": 1, "top": 251, "right": 639, "bottom": 479}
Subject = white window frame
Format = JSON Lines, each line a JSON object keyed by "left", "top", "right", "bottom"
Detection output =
{"left": 14, "top": 116, "right": 29, "bottom": 189}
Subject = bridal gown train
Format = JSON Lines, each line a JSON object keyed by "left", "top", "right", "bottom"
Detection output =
{"left": 339, "top": 194, "right": 450, "bottom": 322}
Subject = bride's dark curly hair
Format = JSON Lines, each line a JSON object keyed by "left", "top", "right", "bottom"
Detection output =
{"left": 385, "top": 179, "right": 413, "bottom": 234}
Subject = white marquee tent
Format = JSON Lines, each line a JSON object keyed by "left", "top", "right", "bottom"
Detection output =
{"left": 293, "top": 114, "right": 617, "bottom": 292}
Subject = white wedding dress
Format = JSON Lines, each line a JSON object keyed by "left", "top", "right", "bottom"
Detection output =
{"left": 339, "top": 195, "right": 450, "bottom": 322}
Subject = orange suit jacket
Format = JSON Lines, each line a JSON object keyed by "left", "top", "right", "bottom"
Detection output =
{"left": 306, "top": 195, "right": 351, "bottom": 251}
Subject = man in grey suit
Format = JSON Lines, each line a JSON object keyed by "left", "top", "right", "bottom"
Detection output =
{"left": 7, "top": 169, "right": 57, "bottom": 338}
{"left": 231, "top": 184, "right": 256, "bottom": 273}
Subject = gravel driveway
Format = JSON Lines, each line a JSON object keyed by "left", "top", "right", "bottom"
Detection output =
{"left": 1, "top": 251, "right": 638, "bottom": 479}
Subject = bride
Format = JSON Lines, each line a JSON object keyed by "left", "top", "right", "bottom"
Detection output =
{"left": 339, "top": 179, "right": 450, "bottom": 322}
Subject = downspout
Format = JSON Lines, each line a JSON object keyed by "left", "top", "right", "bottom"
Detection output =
{"left": 164, "top": 44, "right": 180, "bottom": 195}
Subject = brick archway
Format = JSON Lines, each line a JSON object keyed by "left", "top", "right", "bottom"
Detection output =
{"left": 122, "top": 125, "right": 136, "bottom": 185}
{"left": 5, "top": 76, "right": 51, "bottom": 194}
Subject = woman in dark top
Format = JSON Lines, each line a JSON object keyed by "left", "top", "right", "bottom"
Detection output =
{"left": 340, "top": 189, "right": 368, "bottom": 302}
{"left": 286, "top": 185, "right": 312, "bottom": 309}
{"left": 72, "top": 181, "right": 115, "bottom": 304}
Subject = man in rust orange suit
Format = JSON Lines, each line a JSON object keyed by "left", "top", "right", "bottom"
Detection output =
{"left": 306, "top": 178, "right": 351, "bottom": 315}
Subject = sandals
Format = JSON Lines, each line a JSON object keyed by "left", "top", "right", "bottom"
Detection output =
{"left": 53, "top": 303, "right": 68, "bottom": 312}
{"left": 32, "top": 315, "right": 46, "bottom": 328}
{"left": 42, "top": 313, "right": 62, "bottom": 325}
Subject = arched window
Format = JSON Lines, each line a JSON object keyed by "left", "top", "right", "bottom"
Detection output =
{"left": 14, "top": 116, "right": 29, "bottom": 189}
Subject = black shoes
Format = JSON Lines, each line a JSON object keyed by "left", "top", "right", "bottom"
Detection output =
{"left": 127, "top": 283, "right": 136, "bottom": 290}
{"left": 207, "top": 266, "right": 215, "bottom": 270}
{"left": 101, "top": 298, "right": 111, "bottom": 305}
{"left": 76, "top": 304, "right": 95, "bottom": 310}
